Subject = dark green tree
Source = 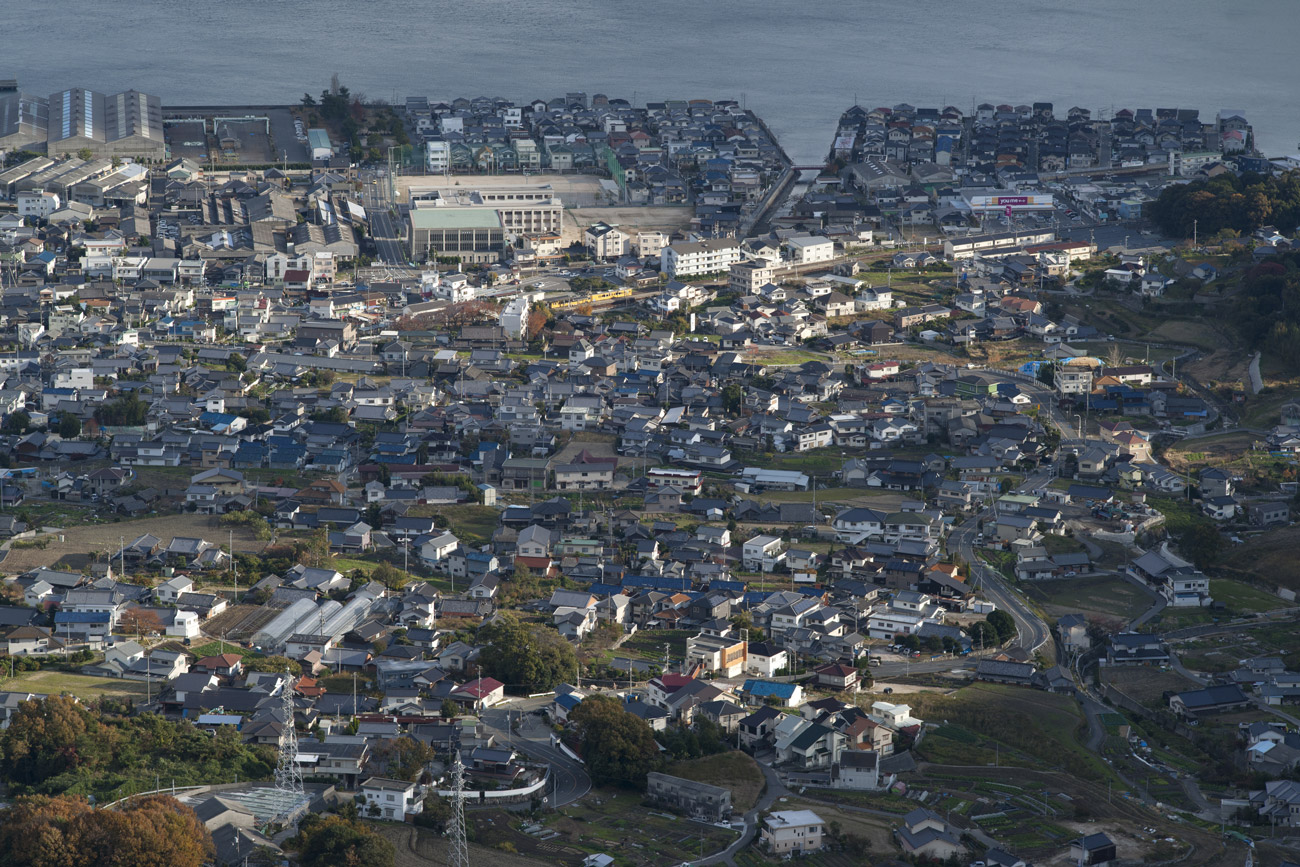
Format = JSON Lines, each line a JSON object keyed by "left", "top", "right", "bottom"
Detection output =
{"left": 986, "top": 609, "right": 1017, "bottom": 643}
{"left": 567, "top": 694, "right": 661, "bottom": 789}
{"left": 478, "top": 613, "right": 577, "bottom": 692}
{"left": 294, "top": 814, "right": 393, "bottom": 867}
{"left": 57, "top": 414, "right": 81, "bottom": 438}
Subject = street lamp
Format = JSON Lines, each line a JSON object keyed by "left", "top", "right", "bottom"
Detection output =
{"left": 1074, "top": 413, "right": 1083, "bottom": 439}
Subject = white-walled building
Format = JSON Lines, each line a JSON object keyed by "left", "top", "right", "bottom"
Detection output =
{"left": 17, "top": 190, "right": 60, "bottom": 219}
{"left": 785, "top": 235, "right": 835, "bottom": 265}
{"left": 661, "top": 239, "right": 741, "bottom": 278}
{"left": 501, "top": 295, "right": 530, "bottom": 338}
{"left": 360, "top": 777, "right": 423, "bottom": 820}
{"left": 762, "top": 810, "right": 825, "bottom": 855}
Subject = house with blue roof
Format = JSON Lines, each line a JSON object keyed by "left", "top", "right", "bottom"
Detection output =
{"left": 53, "top": 609, "right": 112, "bottom": 641}
{"left": 740, "top": 679, "right": 804, "bottom": 708}
{"left": 199, "top": 411, "right": 246, "bottom": 435}
{"left": 553, "top": 691, "right": 584, "bottom": 722}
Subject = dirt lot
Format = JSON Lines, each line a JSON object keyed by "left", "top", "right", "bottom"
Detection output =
{"left": 1164, "top": 432, "right": 1261, "bottom": 473}
{"left": 1102, "top": 666, "right": 1200, "bottom": 708}
{"left": 1045, "top": 821, "right": 1179, "bottom": 865}
{"left": 0, "top": 513, "right": 271, "bottom": 575}
{"left": 1025, "top": 576, "right": 1153, "bottom": 626}
{"left": 384, "top": 823, "right": 563, "bottom": 867}
{"left": 1183, "top": 348, "right": 1251, "bottom": 387}
{"left": 1228, "top": 525, "right": 1300, "bottom": 591}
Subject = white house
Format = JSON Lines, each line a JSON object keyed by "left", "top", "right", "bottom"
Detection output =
{"left": 360, "top": 777, "right": 423, "bottom": 820}
{"left": 155, "top": 575, "right": 194, "bottom": 603}
{"left": 742, "top": 534, "right": 785, "bottom": 572}
{"left": 165, "top": 609, "right": 202, "bottom": 640}
{"left": 785, "top": 236, "right": 835, "bottom": 265}
{"left": 761, "top": 810, "right": 825, "bottom": 855}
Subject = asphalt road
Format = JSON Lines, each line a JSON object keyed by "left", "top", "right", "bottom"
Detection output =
{"left": 361, "top": 176, "right": 409, "bottom": 267}
{"left": 479, "top": 701, "right": 591, "bottom": 808}
{"left": 950, "top": 508, "right": 1051, "bottom": 654}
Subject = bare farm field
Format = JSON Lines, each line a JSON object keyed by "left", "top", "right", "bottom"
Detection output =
{"left": 1101, "top": 666, "right": 1200, "bottom": 709}
{"left": 0, "top": 513, "right": 271, "bottom": 574}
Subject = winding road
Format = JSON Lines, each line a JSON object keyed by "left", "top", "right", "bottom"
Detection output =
{"left": 479, "top": 702, "right": 591, "bottom": 808}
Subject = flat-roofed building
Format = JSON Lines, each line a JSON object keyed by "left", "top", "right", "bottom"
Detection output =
{"left": 661, "top": 238, "right": 741, "bottom": 278}
{"left": 409, "top": 207, "right": 505, "bottom": 264}
{"left": 407, "top": 186, "right": 563, "bottom": 234}
{"left": 646, "top": 772, "right": 733, "bottom": 822}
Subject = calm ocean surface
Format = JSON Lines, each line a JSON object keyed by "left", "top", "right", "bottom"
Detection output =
{"left": 8, "top": 0, "right": 1298, "bottom": 163}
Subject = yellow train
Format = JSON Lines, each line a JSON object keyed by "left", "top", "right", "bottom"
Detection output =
{"left": 549, "top": 287, "right": 635, "bottom": 311}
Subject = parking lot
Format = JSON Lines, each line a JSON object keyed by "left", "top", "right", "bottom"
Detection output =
{"left": 164, "top": 119, "right": 209, "bottom": 162}
{"left": 267, "top": 107, "right": 309, "bottom": 164}
{"left": 214, "top": 118, "right": 274, "bottom": 164}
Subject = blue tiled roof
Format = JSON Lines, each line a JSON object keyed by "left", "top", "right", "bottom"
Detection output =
{"left": 741, "top": 680, "right": 796, "bottom": 698}
{"left": 55, "top": 610, "right": 111, "bottom": 624}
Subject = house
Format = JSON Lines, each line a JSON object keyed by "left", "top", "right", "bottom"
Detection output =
{"left": 450, "top": 676, "right": 505, "bottom": 709}
{"left": 897, "top": 808, "right": 966, "bottom": 861}
{"left": 1070, "top": 833, "right": 1117, "bottom": 866}
{"left": 761, "top": 810, "right": 825, "bottom": 855}
{"left": 813, "top": 663, "right": 860, "bottom": 692}
{"left": 742, "top": 534, "right": 785, "bottom": 572}
{"left": 645, "top": 773, "right": 732, "bottom": 822}
{"left": 1249, "top": 501, "right": 1290, "bottom": 527}
{"left": 738, "top": 704, "right": 784, "bottom": 749}
{"left": 832, "top": 749, "right": 881, "bottom": 790}
{"left": 360, "top": 777, "right": 423, "bottom": 820}
{"left": 1169, "top": 684, "right": 1249, "bottom": 718}
{"left": 1108, "top": 632, "right": 1169, "bottom": 665}
{"left": 1057, "top": 613, "right": 1090, "bottom": 654}
{"left": 745, "top": 642, "right": 788, "bottom": 678}
{"left": 1250, "top": 779, "right": 1300, "bottom": 827}
{"left": 3, "top": 625, "right": 61, "bottom": 656}
{"left": 741, "top": 679, "right": 803, "bottom": 708}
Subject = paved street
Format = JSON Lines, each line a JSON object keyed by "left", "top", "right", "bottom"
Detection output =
{"left": 361, "top": 175, "right": 409, "bottom": 267}
{"left": 480, "top": 701, "right": 591, "bottom": 808}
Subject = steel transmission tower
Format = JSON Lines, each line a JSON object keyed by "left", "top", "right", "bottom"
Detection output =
{"left": 447, "top": 741, "right": 470, "bottom": 867}
{"left": 275, "top": 671, "right": 304, "bottom": 803}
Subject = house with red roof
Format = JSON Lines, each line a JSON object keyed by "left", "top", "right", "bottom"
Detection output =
{"left": 451, "top": 676, "right": 505, "bottom": 709}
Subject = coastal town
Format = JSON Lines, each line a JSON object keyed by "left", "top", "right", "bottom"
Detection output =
{"left": 2, "top": 78, "right": 1300, "bottom": 867}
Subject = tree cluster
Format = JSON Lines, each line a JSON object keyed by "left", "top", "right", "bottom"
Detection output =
{"left": 1, "top": 696, "right": 275, "bottom": 798}
{"left": 0, "top": 794, "right": 213, "bottom": 867}
{"left": 94, "top": 395, "right": 148, "bottom": 427}
{"left": 967, "top": 609, "right": 1016, "bottom": 647}
{"left": 1232, "top": 255, "right": 1300, "bottom": 373}
{"left": 656, "top": 718, "right": 730, "bottom": 760}
{"left": 1148, "top": 170, "right": 1300, "bottom": 239}
{"left": 477, "top": 613, "right": 577, "bottom": 692}
{"left": 567, "top": 694, "right": 661, "bottom": 789}
{"left": 292, "top": 812, "right": 393, "bottom": 867}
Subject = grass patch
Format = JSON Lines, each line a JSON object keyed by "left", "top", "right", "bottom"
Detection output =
{"left": 405, "top": 505, "right": 500, "bottom": 546}
{"left": 899, "top": 682, "right": 1111, "bottom": 782}
{"left": 1025, "top": 576, "right": 1152, "bottom": 625}
{"left": 620, "top": 629, "right": 691, "bottom": 661}
{"left": 665, "top": 751, "right": 763, "bottom": 810}
{"left": 1, "top": 671, "right": 150, "bottom": 700}
{"left": 188, "top": 641, "right": 258, "bottom": 660}
{"left": 747, "top": 349, "right": 824, "bottom": 366}
{"left": 1209, "top": 579, "right": 1286, "bottom": 613}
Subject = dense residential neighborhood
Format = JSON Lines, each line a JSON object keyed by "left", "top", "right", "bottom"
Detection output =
{"left": 1, "top": 82, "right": 1300, "bottom": 867}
